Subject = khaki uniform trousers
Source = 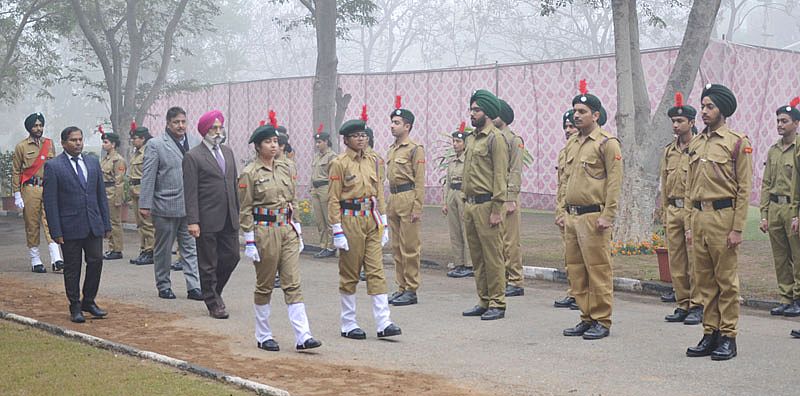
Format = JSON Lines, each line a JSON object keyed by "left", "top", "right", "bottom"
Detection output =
{"left": 559, "top": 226, "right": 571, "bottom": 296}
{"left": 388, "top": 190, "right": 421, "bottom": 292}
{"left": 311, "top": 185, "right": 333, "bottom": 249}
{"left": 504, "top": 201, "right": 523, "bottom": 287}
{"left": 665, "top": 205, "right": 700, "bottom": 310}
{"left": 21, "top": 185, "right": 53, "bottom": 247}
{"left": 253, "top": 224, "right": 302, "bottom": 305}
{"left": 339, "top": 214, "right": 387, "bottom": 295}
{"left": 130, "top": 192, "right": 155, "bottom": 252}
{"left": 565, "top": 211, "right": 613, "bottom": 328}
{"left": 445, "top": 189, "right": 470, "bottom": 267}
{"left": 767, "top": 202, "right": 800, "bottom": 303}
{"left": 692, "top": 207, "right": 740, "bottom": 337}
{"left": 106, "top": 186, "right": 123, "bottom": 252}
{"left": 464, "top": 201, "right": 506, "bottom": 310}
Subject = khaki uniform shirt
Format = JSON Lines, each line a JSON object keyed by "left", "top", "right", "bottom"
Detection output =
{"left": 500, "top": 127, "right": 524, "bottom": 202}
{"left": 128, "top": 146, "right": 145, "bottom": 196}
{"left": 659, "top": 138, "right": 691, "bottom": 222}
{"left": 463, "top": 124, "right": 508, "bottom": 215}
{"left": 555, "top": 145, "right": 568, "bottom": 219}
{"left": 328, "top": 147, "right": 387, "bottom": 225}
{"left": 238, "top": 158, "right": 294, "bottom": 234}
{"left": 686, "top": 125, "right": 752, "bottom": 232}
{"left": 445, "top": 151, "right": 466, "bottom": 202}
{"left": 312, "top": 149, "right": 337, "bottom": 184}
{"left": 760, "top": 138, "right": 795, "bottom": 219}
{"left": 562, "top": 126, "right": 623, "bottom": 222}
{"left": 281, "top": 156, "right": 298, "bottom": 182}
{"left": 101, "top": 151, "right": 127, "bottom": 207}
{"left": 12, "top": 136, "right": 56, "bottom": 192}
{"left": 386, "top": 139, "right": 425, "bottom": 215}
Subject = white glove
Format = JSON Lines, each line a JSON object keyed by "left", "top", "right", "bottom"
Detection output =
{"left": 291, "top": 222, "right": 304, "bottom": 253}
{"left": 332, "top": 223, "right": 349, "bottom": 251}
{"left": 380, "top": 214, "right": 389, "bottom": 247}
{"left": 244, "top": 231, "right": 260, "bottom": 262}
{"left": 14, "top": 192, "right": 24, "bottom": 209}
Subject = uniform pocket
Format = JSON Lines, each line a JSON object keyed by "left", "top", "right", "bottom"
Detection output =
{"left": 581, "top": 156, "right": 606, "bottom": 180}
{"left": 706, "top": 152, "right": 730, "bottom": 181}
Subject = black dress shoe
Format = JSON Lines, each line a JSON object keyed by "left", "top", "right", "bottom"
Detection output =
{"left": 554, "top": 296, "right": 575, "bottom": 308}
{"left": 32, "top": 264, "right": 46, "bottom": 273}
{"left": 563, "top": 321, "right": 592, "bottom": 336}
{"left": 52, "top": 261, "right": 64, "bottom": 272}
{"left": 582, "top": 322, "right": 610, "bottom": 340}
{"left": 257, "top": 339, "right": 280, "bottom": 351}
{"left": 103, "top": 251, "right": 122, "bottom": 260}
{"left": 187, "top": 288, "right": 203, "bottom": 301}
{"left": 684, "top": 306, "right": 703, "bottom": 325}
{"left": 170, "top": 260, "right": 184, "bottom": 271}
{"left": 462, "top": 305, "right": 488, "bottom": 317}
{"left": 505, "top": 285, "right": 524, "bottom": 297}
{"left": 569, "top": 301, "right": 579, "bottom": 310}
{"left": 359, "top": 270, "right": 366, "bottom": 281}
{"left": 391, "top": 291, "right": 418, "bottom": 306}
{"left": 686, "top": 331, "right": 720, "bottom": 357}
{"left": 69, "top": 306, "right": 85, "bottom": 323}
{"left": 378, "top": 323, "right": 402, "bottom": 338}
{"left": 140, "top": 251, "right": 154, "bottom": 265}
{"left": 297, "top": 337, "right": 322, "bottom": 350}
{"left": 208, "top": 305, "right": 229, "bottom": 319}
{"left": 710, "top": 336, "right": 737, "bottom": 361}
{"left": 783, "top": 300, "right": 800, "bottom": 317}
{"left": 388, "top": 290, "right": 404, "bottom": 304}
{"left": 665, "top": 308, "right": 689, "bottom": 322}
{"left": 341, "top": 328, "right": 367, "bottom": 340}
{"left": 81, "top": 303, "right": 107, "bottom": 318}
{"left": 158, "top": 288, "right": 176, "bottom": 299}
{"left": 273, "top": 275, "right": 281, "bottom": 289}
{"left": 447, "top": 265, "right": 474, "bottom": 278}
{"left": 313, "top": 249, "right": 336, "bottom": 258}
{"left": 660, "top": 291, "right": 676, "bottom": 303}
{"left": 129, "top": 251, "right": 145, "bottom": 264}
{"left": 480, "top": 307, "right": 505, "bottom": 320}
{"left": 791, "top": 329, "right": 800, "bottom": 338}
{"left": 771, "top": 303, "right": 792, "bottom": 316}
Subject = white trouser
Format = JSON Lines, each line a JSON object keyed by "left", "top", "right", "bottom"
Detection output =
{"left": 340, "top": 293, "right": 360, "bottom": 333}
{"left": 48, "top": 242, "right": 63, "bottom": 263}
{"left": 30, "top": 247, "right": 42, "bottom": 267}
{"left": 371, "top": 294, "right": 393, "bottom": 333}
{"left": 254, "top": 304, "right": 272, "bottom": 343}
{"left": 287, "top": 302, "right": 313, "bottom": 346}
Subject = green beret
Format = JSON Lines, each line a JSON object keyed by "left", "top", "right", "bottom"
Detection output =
{"left": 390, "top": 108, "right": 415, "bottom": 125}
{"left": 498, "top": 99, "right": 514, "bottom": 124}
{"left": 339, "top": 119, "right": 366, "bottom": 137}
{"left": 562, "top": 109, "right": 575, "bottom": 129}
{"left": 469, "top": 89, "right": 501, "bottom": 119}
{"left": 131, "top": 127, "right": 152, "bottom": 140}
{"left": 452, "top": 130, "right": 469, "bottom": 140}
{"left": 103, "top": 132, "right": 120, "bottom": 144}
{"left": 667, "top": 105, "right": 697, "bottom": 119}
{"left": 776, "top": 102, "right": 800, "bottom": 121}
{"left": 249, "top": 125, "right": 278, "bottom": 145}
{"left": 598, "top": 107, "right": 608, "bottom": 127}
{"left": 24, "top": 113, "right": 45, "bottom": 132}
{"left": 313, "top": 131, "right": 330, "bottom": 141}
{"left": 701, "top": 83, "right": 737, "bottom": 118}
{"left": 572, "top": 93, "right": 603, "bottom": 113}
{"left": 277, "top": 133, "right": 289, "bottom": 146}
{"left": 277, "top": 125, "right": 287, "bottom": 134}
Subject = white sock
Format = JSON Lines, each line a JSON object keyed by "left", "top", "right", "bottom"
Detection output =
{"left": 30, "top": 247, "right": 42, "bottom": 267}
{"left": 287, "top": 302, "right": 313, "bottom": 345}
{"left": 253, "top": 304, "right": 273, "bottom": 343}
{"left": 340, "top": 293, "right": 359, "bottom": 333}
{"left": 48, "top": 242, "right": 62, "bottom": 263}
{"left": 371, "top": 294, "right": 392, "bottom": 333}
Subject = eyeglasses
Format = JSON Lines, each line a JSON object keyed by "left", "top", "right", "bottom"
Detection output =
{"left": 469, "top": 107, "right": 483, "bottom": 114}
{"left": 349, "top": 133, "right": 369, "bottom": 139}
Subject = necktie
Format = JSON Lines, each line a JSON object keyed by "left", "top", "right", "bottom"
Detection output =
{"left": 213, "top": 145, "right": 226, "bottom": 174}
{"left": 72, "top": 156, "right": 86, "bottom": 188}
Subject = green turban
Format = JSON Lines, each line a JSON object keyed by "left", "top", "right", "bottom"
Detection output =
{"left": 562, "top": 109, "right": 575, "bottom": 129}
{"left": 469, "top": 89, "right": 501, "bottom": 119}
{"left": 498, "top": 99, "right": 514, "bottom": 124}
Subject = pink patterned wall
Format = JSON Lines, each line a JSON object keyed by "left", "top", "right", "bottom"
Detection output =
{"left": 143, "top": 40, "right": 800, "bottom": 208}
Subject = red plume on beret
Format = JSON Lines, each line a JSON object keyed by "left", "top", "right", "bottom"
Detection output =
{"left": 317, "top": 123, "right": 324, "bottom": 134}
{"left": 268, "top": 110, "right": 278, "bottom": 129}
{"left": 98, "top": 124, "right": 105, "bottom": 138}
{"left": 791, "top": 97, "right": 800, "bottom": 108}
{"left": 458, "top": 121, "right": 466, "bottom": 133}
{"left": 674, "top": 92, "right": 684, "bottom": 108}
{"left": 361, "top": 105, "right": 368, "bottom": 122}
{"left": 579, "top": 79, "right": 588, "bottom": 95}
{"left": 130, "top": 121, "right": 137, "bottom": 132}
{"left": 395, "top": 95, "right": 402, "bottom": 109}
{"left": 258, "top": 120, "right": 266, "bottom": 126}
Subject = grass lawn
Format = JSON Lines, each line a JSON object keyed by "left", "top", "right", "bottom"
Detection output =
{"left": 0, "top": 321, "right": 254, "bottom": 396}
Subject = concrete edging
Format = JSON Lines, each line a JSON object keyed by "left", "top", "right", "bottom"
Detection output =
{"left": 0, "top": 311, "right": 290, "bottom": 396}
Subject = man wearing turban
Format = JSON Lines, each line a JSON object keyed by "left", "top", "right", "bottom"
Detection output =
{"left": 685, "top": 83, "right": 752, "bottom": 361}
{"left": 554, "top": 109, "right": 579, "bottom": 310}
{"left": 12, "top": 112, "right": 62, "bottom": 273}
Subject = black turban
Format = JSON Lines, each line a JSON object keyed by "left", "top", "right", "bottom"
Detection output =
{"left": 562, "top": 109, "right": 575, "bottom": 129}
{"left": 24, "top": 113, "right": 45, "bottom": 132}
{"left": 701, "top": 83, "right": 737, "bottom": 118}
{"left": 470, "top": 89, "right": 501, "bottom": 119}
{"left": 498, "top": 99, "right": 514, "bottom": 124}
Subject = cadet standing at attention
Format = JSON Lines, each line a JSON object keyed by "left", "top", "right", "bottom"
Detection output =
{"left": 685, "top": 83, "right": 751, "bottom": 361}
{"left": 100, "top": 131, "right": 127, "bottom": 260}
{"left": 461, "top": 89, "right": 509, "bottom": 321}
{"left": 554, "top": 109, "right": 578, "bottom": 309}
{"left": 329, "top": 106, "right": 401, "bottom": 340}
{"left": 661, "top": 92, "right": 703, "bottom": 325}
{"left": 128, "top": 124, "right": 155, "bottom": 265}
{"left": 561, "top": 80, "right": 622, "bottom": 340}
{"left": 386, "top": 96, "right": 425, "bottom": 307}
{"left": 762, "top": 98, "right": 800, "bottom": 317}
{"left": 444, "top": 122, "right": 473, "bottom": 278}
{"left": 12, "top": 112, "right": 62, "bottom": 273}
{"left": 495, "top": 99, "right": 524, "bottom": 297}
{"left": 311, "top": 124, "right": 338, "bottom": 259}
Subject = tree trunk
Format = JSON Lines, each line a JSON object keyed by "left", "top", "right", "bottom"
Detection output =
{"left": 334, "top": 86, "right": 351, "bottom": 153}
{"left": 313, "top": 1, "right": 338, "bottom": 155}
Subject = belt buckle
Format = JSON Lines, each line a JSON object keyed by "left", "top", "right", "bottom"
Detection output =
{"left": 779, "top": 196, "right": 790, "bottom": 204}
{"left": 701, "top": 201, "right": 712, "bottom": 211}
{"left": 674, "top": 199, "right": 684, "bottom": 208}
{"left": 467, "top": 196, "right": 475, "bottom": 204}
{"left": 568, "top": 206, "right": 578, "bottom": 215}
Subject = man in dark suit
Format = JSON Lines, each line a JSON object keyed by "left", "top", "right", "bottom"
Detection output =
{"left": 183, "top": 110, "right": 240, "bottom": 319}
{"left": 43, "top": 126, "right": 112, "bottom": 323}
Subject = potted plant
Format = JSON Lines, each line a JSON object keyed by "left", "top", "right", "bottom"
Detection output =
{"left": 653, "top": 228, "right": 671, "bottom": 282}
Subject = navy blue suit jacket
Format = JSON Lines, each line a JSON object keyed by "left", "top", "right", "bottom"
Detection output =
{"left": 43, "top": 152, "right": 112, "bottom": 241}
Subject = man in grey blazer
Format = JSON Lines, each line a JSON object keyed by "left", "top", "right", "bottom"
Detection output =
{"left": 139, "top": 107, "right": 202, "bottom": 300}
{"left": 183, "top": 110, "right": 240, "bottom": 319}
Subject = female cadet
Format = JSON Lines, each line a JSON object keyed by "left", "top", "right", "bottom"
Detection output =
{"left": 239, "top": 118, "right": 321, "bottom": 352}
{"left": 100, "top": 131, "right": 126, "bottom": 260}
